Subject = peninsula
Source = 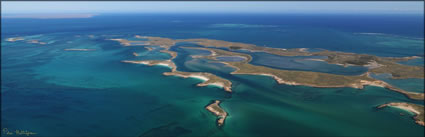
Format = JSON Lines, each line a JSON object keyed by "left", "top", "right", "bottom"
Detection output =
{"left": 121, "top": 60, "right": 232, "bottom": 92}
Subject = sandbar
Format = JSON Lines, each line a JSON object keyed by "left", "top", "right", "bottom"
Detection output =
{"left": 64, "top": 49, "right": 96, "bottom": 51}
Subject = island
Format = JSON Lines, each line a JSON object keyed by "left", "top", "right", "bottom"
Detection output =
{"left": 178, "top": 38, "right": 423, "bottom": 79}
{"left": 186, "top": 47, "right": 423, "bottom": 100}
{"left": 377, "top": 102, "right": 424, "bottom": 126}
{"left": 116, "top": 36, "right": 423, "bottom": 79}
{"left": 5, "top": 37, "right": 48, "bottom": 45}
{"left": 205, "top": 100, "right": 228, "bottom": 127}
{"left": 145, "top": 47, "right": 153, "bottom": 51}
{"left": 6, "top": 37, "right": 25, "bottom": 42}
{"left": 110, "top": 35, "right": 425, "bottom": 126}
{"left": 133, "top": 52, "right": 140, "bottom": 57}
{"left": 27, "top": 40, "right": 47, "bottom": 45}
{"left": 64, "top": 49, "right": 96, "bottom": 51}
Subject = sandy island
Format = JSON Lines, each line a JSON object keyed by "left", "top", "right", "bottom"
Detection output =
{"left": 305, "top": 58, "right": 326, "bottom": 62}
{"left": 132, "top": 52, "right": 140, "bottom": 57}
{"left": 189, "top": 75, "right": 209, "bottom": 81}
{"left": 27, "top": 40, "right": 47, "bottom": 45}
{"left": 6, "top": 37, "right": 49, "bottom": 45}
{"left": 205, "top": 100, "right": 228, "bottom": 127}
{"left": 6, "top": 37, "right": 25, "bottom": 42}
{"left": 64, "top": 49, "right": 96, "bottom": 51}
{"left": 145, "top": 47, "right": 153, "bottom": 51}
{"left": 206, "top": 82, "right": 226, "bottom": 88}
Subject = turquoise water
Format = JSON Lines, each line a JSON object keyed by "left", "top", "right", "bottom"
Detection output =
{"left": 222, "top": 75, "right": 423, "bottom": 136}
{"left": 398, "top": 57, "right": 425, "bottom": 67}
{"left": 370, "top": 73, "right": 424, "bottom": 93}
{"left": 2, "top": 36, "right": 229, "bottom": 136}
{"left": 2, "top": 14, "right": 424, "bottom": 136}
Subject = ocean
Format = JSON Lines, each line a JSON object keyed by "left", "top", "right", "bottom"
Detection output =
{"left": 1, "top": 13, "right": 424, "bottom": 136}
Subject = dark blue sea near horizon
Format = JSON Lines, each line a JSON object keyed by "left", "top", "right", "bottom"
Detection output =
{"left": 1, "top": 13, "right": 424, "bottom": 136}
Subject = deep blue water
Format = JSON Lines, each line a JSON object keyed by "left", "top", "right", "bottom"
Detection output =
{"left": 2, "top": 13, "right": 424, "bottom": 57}
{"left": 1, "top": 13, "right": 424, "bottom": 136}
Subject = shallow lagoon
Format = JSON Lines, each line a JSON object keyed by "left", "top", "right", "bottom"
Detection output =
{"left": 248, "top": 52, "right": 369, "bottom": 76}
{"left": 370, "top": 73, "right": 424, "bottom": 93}
{"left": 216, "top": 56, "right": 246, "bottom": 62}
{"left": 398, "top": 57, "right": 425, "bottom": 67}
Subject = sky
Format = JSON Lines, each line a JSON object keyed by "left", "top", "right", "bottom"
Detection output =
{"left": 1, "top": 1, "right": 424, "bottom": 14}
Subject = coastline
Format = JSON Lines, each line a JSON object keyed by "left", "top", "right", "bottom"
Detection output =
{"left": 6, "top": 37, "right": 24, "bottom": 42}
{"left": 228, "top": 65, "right": 423, "bottom": 100}
{"left": 116, "top": 35, "right": 424, "bottom": 128}
{"left": 205, "top": 100, "right": 228, "bottom": 127}
{"left": 6, "top": 37, "right": 47, "bottom": 45}
{"left": 122, "top": 60, "right": 232, "bottom": 92}
{"left": 121, "top": 60, "right": 176, "bottom": 70}
{"left": 163, "top": 72, "right": 232, "bottom": 93}
{"left": 192, "top": 47, "right": 423, "bottom": 100}
{"left": 189, "top": 75, "right": 209, "bottom": 82}
{"left": 145, "top": 47, "right": 153, "bottom": 51}
{"left": 377, "top": 102, "right": 424, "bottom": 126}
{"left": 64, "top": 49, "right": 96, "bottom": 51}
{"left": 206, "top": 82, "right": 225, "bottom": 88}
{"left": 132, "top": 52, "right": 140, "bottom": 56}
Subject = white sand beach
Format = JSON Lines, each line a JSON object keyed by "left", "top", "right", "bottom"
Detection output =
{"left": 207, "top": 82, "right": 224, "bottom": 88}
{"left": 155, "top": 63, "right": 173, "bottom": 68}
{"left": 189, "top": 75, "right": 209, "bottom": 81}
